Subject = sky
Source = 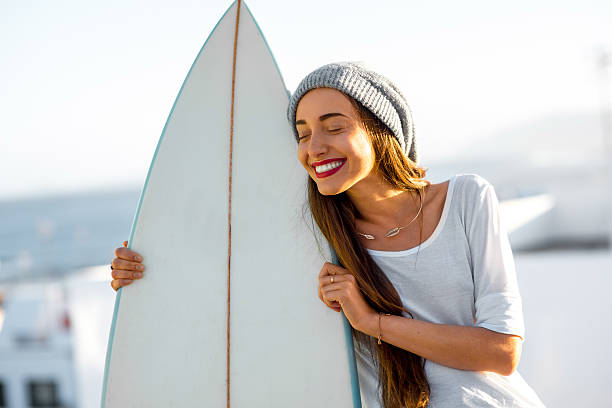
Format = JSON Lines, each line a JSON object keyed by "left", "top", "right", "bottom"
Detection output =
{"left": 1, "top": 0, "right": 611, "bottom": 199}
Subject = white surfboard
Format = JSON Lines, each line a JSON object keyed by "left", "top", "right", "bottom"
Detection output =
{"left": 101, "top": 1, "right": 361, "bottom": 406}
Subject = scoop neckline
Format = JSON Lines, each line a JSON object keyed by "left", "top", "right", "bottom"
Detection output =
{"left": 365, "top": 174, "right": 458, "bottom": 257}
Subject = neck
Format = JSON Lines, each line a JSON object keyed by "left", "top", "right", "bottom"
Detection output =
{"left": 345, "top": 173, "right": 420, "bottom": 227}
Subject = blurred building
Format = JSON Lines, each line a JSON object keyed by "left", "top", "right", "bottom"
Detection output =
{"left": 0, "top": 281, "right": 76, "bottom": 408}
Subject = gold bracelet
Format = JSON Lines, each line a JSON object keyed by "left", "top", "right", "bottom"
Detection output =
{"left": 377, "top": 312, "right": 391, "bottom": 345}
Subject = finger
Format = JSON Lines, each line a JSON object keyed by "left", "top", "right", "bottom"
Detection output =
{"left": 319, "top": 273, "right": 353, "bottom": 287}
{"left": 113, "top": 279, "right": 134, "bottom": 290}
{"left": 112, "top": 269, "right": 143, "bottom": 280}
{"left": 110, "top": 279, "right": 133, "bottom": 291}
{"left": 115, "top": 247, "right": 143, "bottom": 262}
{"left": 320, "top": 262, "right": 349, "bottom": 278}
{"left": 321, "top": 285, "right": 344, "bottom": 302}
{"left": 319, "top": 262, "right": 339, "bottom": 278}
{"left": 111, "top": 258, "right": 145, "bottom": 272}
{"left": 321, "top": 283, "right": 346, "bottom": 297}
{"left": 321, "top": 292, "right": 342, "bottom": 307}
{"left": 321, "top": 295, "right": 342, "bottom": 310}
{"left": 318, "top": 285, "right": 340, "bottom": 305}
{"left": 317, "top": 272, "right": 342, "bottom": 312}
{"left": 317, "top": 282, "right": 342, "bottom": 310}
{"left": 320, "top": 301, "right": 341, "bottom": 312}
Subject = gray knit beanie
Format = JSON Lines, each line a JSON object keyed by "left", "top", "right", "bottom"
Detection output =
{"left": 286, "top": 61, "right": 418, "bottom": 164}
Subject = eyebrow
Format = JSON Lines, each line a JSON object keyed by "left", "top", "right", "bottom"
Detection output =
{"left": 295, "top": 112, "right": 349, "bottom": 126}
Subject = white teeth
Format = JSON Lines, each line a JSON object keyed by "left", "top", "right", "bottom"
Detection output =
{"left": 315, "top": 160, "right": 344, "bottom": 173}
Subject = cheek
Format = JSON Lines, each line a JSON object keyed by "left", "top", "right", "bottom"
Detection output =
{"left": 350, "top": 138, "right": 375, "bottom": 172}
{"left": 297, "top": 146, "right": 310, "bottom": 171}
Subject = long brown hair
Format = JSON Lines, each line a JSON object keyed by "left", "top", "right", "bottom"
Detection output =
{"left": 303, "top": 94, "right": 432, "bottom": 407}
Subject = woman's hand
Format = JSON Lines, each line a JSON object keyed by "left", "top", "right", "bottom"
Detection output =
{"left": 318, "top": 262, "right": 378, "bottom": 335}
{"left": 110, "top": 241, "right": 144, "bottom": 291}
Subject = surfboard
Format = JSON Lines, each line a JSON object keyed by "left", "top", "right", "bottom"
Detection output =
{"left": 100, "top": 1, "right": 362, "bottom": 406}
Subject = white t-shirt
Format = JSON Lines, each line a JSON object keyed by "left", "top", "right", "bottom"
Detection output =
{"left": 354, "top": 173, "right": 546, "bottom": 407}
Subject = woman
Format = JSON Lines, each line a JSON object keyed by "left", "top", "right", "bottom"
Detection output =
{"left": 110, "top": 62, "right": 546, "bottom": 407}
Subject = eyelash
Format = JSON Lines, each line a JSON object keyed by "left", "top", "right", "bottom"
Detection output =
{"left": 298, "top": 128, "right": 342, "bottom": 140}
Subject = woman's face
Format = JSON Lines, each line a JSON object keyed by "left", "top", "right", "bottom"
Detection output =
{"left": 295, "top": 88, "right": 375, "bottom": 196}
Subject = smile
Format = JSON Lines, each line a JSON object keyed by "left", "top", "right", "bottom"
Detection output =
{"left": 312, "top": 158, "right": 347, "bottom": 178}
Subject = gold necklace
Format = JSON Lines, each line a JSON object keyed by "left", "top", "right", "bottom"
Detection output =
{"left": 357, "top": 188, "right": 424, "bottom": 240}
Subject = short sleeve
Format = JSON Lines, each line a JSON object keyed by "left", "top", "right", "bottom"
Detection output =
{"left": 465, "top": 178, "right": 525, "bottom": 340}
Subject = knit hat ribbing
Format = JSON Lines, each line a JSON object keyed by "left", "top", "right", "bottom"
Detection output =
{"left": 286, "top": 61, "right": 418, "bottom": 164}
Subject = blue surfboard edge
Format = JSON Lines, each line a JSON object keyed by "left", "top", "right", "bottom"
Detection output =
{"left": 330, "top": 247, "right": 363, "bottom": 408}
{"left": 241, "top": 1, "right": 291, "bottom": 97}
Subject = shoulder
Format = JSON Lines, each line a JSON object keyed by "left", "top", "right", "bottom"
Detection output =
{"left": 453, "top": 173, "right": 494, "bottom": 197}
{"left": 450, "top": 174, "right": 499, "bottom": 223}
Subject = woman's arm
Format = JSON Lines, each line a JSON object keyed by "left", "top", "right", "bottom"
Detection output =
{"left": 360, "top": 313, "right": 522, "bottom": 376}
{"left": 318, "top": 262, "right": 523, "bottom": 377}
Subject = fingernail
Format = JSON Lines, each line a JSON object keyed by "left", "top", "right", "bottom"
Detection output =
{"left": 135, "top": 256, "right": 142, "bottom": 262}
{"left": 137, "top": 265, "right": 144, "bottom": 271}
{"left": 134, "top": 272, "right": 142, "bottom": 278}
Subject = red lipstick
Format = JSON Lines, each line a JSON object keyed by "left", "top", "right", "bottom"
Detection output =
{"left": 311, "top": 158, "right": 347, "bottom": 178}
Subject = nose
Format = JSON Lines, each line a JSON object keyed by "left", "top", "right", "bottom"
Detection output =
{"left": 306, "top": 130, "right": 327, "bottom": 159}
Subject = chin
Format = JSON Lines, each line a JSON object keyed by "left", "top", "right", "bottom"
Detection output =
{"left": 316, "top": 182, "right": 346, "bottom": 196}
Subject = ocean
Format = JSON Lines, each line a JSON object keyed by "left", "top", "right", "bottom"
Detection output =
{"left": 0, "top": 189, "right": 141, "bottom": 282}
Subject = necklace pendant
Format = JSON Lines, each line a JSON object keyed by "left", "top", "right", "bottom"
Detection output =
{"left": 384, "top": 227, "right": 402, "bottom": 238}
{"left": 358, "top": 187, "right": 423, "bottom": 241}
